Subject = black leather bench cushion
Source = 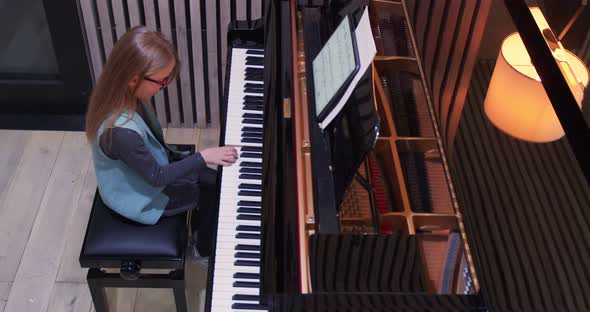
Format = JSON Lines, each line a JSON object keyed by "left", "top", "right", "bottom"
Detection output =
{"left": 81, "top": 192, "right": 186, "bottom": 259}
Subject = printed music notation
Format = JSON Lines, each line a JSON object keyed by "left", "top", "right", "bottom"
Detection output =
{"left": 312, "top": 15, "right": 357, "bottom": 117}
{"left": 319, "top": 7, "right": 377, "bottom": 129}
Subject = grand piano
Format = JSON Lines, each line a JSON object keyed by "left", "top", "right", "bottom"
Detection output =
{"left": 206, "top": 0, "right": 590, "bottom": 311}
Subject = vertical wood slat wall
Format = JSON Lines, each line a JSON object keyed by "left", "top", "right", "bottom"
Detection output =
{"left": 79, "top": 0, "right": 263, "bottom": 128}
{"left": 405, "top": 0, "right": 491, "bottom": 154}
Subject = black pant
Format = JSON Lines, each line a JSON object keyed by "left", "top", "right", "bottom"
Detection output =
{"left": 162, "top": 165, "right": 218, "bottom": 257}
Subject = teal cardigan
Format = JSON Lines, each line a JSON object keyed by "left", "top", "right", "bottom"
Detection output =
{"left": 92, "top": 111, "right": 170, "bottom": 224}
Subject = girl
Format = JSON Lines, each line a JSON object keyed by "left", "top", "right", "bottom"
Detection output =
{"left": 85, "top": 26, "right": 237, "bottom": 260}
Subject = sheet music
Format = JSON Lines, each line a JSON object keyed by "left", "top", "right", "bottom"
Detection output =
{"left": 313, "top": 16, "right": 357, "bottom": 117}
{"left": 320, "top": 7, "right": 376, "bottom": 129}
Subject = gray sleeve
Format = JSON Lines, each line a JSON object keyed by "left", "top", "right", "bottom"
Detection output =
{"left": 99, "top": 127, "right": 206, "bottom": 187}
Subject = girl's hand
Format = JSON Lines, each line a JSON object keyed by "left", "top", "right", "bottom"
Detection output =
{"left": 200, "top": 146, "right": 238, "bottom": 166}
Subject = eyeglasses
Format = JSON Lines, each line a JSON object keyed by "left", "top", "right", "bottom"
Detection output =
{"left": 144, "top": 76, "right": 169, "bottom": 89}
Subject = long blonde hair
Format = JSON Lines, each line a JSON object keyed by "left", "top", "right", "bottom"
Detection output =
{"left": 85, "top": 26, "right": 178, "bottom": 143}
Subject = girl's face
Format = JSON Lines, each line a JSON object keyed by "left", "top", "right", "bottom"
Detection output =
{"left": 130, "top": 60, "right": 176, "bottom": 101}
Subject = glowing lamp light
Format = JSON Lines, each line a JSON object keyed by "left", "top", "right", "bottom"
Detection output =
{"left": 484, "top": 6, "right": 589, "bottom": 143}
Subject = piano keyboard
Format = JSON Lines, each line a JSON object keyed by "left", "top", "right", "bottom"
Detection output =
{"left": 210, "top": 47, "right": 267, "bottom": 312}
{"left": 224, "top": 48, "right": 265, "bottom": 148}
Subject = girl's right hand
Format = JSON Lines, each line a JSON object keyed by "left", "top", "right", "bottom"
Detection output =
{"left": 200, "top": 146, "right": 238, "bottom": 166}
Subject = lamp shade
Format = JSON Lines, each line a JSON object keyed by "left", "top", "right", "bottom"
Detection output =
{"left": 484, "top": 32, "right": 588, "bottom": 143}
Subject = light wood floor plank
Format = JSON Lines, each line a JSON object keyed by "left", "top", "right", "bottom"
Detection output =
{"left": 4, "top": 132, "right": 91, "bottom": 312}
{"left": 133, "top": 288, "right": 175, "bottom": 312}
{"left": 46, "top": 282, "right": 92, "bottom": 312}
{"left": 165, "top": 128, "right": 200, "bottom": 146}
{"left": 1, "top": 282, "right": 10, "bottom": 312}
{"left": 186, "top": 261, "right": 208, "bottom": 312}
{"left": 55, "top": 161, "right": 96, "bottom": 283}
{"left": 106, "top": 288, "right": 137, "bottom": 312}
{"left": 0, "top": 131, "right": 64, "bottom": 282}
{"left": 0, "top": 131, "right": 30, "bottom": 204}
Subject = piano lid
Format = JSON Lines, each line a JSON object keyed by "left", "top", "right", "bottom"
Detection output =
{"left": 416, "top": 0, "right": 590, "bottom": 310}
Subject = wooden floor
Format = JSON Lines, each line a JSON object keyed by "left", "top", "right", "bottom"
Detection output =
{"left": 0, "top": 127, "right": 220, "bottom": 312}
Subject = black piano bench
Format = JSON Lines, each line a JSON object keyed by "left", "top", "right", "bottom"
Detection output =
{"left": 79, "top": 191, "right": 188, "bottom": 312}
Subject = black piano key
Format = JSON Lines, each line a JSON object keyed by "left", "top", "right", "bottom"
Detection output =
{"left": 243, "top": 105, "right": 263, "bottom": 112}
{"left": 236, "top": 225, "right": 261, "bottom": 232}
{"left": 246, "top": 56, "right": 264, "bottom": 61}
{"left": 245, "top": 69, "right": 263, "bottom": 73}
{"left": 232, "top": 294, "right": 259, "bottom": 302}
{"left": 235, "top": 252, "right": 261, "bottom": 260}
{"left": 243, "top": 118, "right": 264, "bottom": 125}
{"left": 245, "top": 58, "right": 264, "bottom": 64}
{"left": 245, "top": 69, "right": 263, "bottom": 75}
{"left": 239, "top": 174, "right": 262, "bottom": 181}
{"left": 231, "top": 303, "right": 267, "bottom": 310}
{"left": 240, "top": 167, "right": 262, "bottom": 174}
{"left": 243, "top": 97, "right": 263, "bottom": 102}
{"left": 241, "top": 127, "right": 263, "bottom": 134}
{"left": 245, "top": 68, "right": 263, "bottom": 73}
{"left": 239, "top": 183, "right": 262, "bottom": 190}
{"left": 244, "top": 84, "right": 263, "bottom": 89}
{"left": 242, "top": 113, "right": 263, "bottom": 119}
{"left": 241, "top": 138, "right": 264, "bottom": 144}
{"left": 239, "top": 167, "right": 262, "bottom": 174}
{"left": 245, "top": 73, "right": 263, "bottom": 79}
{"left": 240, "top": 161, "right": 262, "bottom": 168}
{"left": 244, "top": 75, "right": 263, "bottom": 82}
{"left": 240, "top": 152, "right": 262, "bottom": 159}
{"left": 246, "top": 61, "right": 263, "bottom": 67}
{"left": 233, "top": 273, "right": 260, "bottom": 280}
{"left": 242, "top": 134, "right": 262, "bottom": 141}
{"left": 233, "top": 281, "right": 260, "bottom": 288}
{"left": 243, "top": 101, "right": 263, "bottom": 106}
{"left": 244, "top": 72, "right": 263, "bottom": 76}
{"left": 239, "top": 190, "right": 262, "bottom": 197}
{"left": 231, "top": 304, "right": 267, "bottom": 311}
{"left": 236, "top": 244, "right": 260, "bottom": 251}
{"left": 235, "top": 231, "right": 261, "bottom": 239}
{"left": 240, "top": 152, "right": 262, "bottom": 158}
{"left": 244, "top": 83, "right": 263, "bottom": 89}
{"left": 242, "top": 132, "right": 263, "bottom": 138}
{"left": 231, "top": 294, "right": 260, "bottom": 304}
{"left": 244, "top": 88, "right": 263, "bottom": 94}
{"left": 237, "top": 214, "right": 262, "bottom": 221}
{"left": 244, "top": 74, "right": 263, "bottom": 80}
{"left": 246, "top": 59, "right": 264, "bottom": 66}
{"left": 244, "top": 95, "right": 263, "bottom": 101}
{"left": 237, "top": 200, "right": 262, "bottom": 207}
{"left": 241, "top": 146, "right": 263, "bottom": 152}
{"left": 246, "top": 49, "right": 264, "bottom": 55}
{"left": 237, "top": 207, "right": 261, "bottom": 214}
{"left": 245, "top": 66, "right": 264, "bottom": 72}
{"left": 234, "top": 260, "right": 260, "bottom": 267}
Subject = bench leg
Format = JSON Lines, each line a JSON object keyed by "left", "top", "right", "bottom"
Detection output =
{"left": 88, "top": 268, "right": 109, "bottom": 312}
{"left": 173, "top": 286, "right": 188, "bottom": 312}
{"left": 171, "top": 269, "right": 188, "bottom": 312}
